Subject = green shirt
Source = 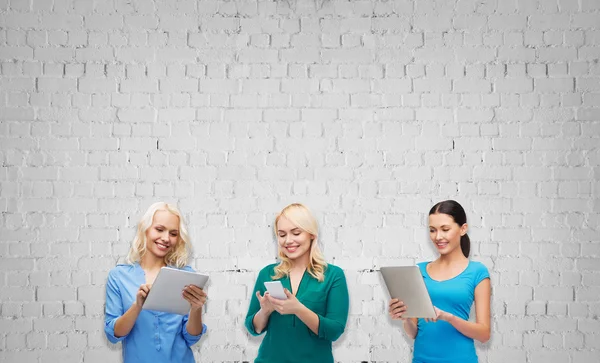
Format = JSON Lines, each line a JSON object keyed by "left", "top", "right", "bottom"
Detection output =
{"left": 245, "top": 263, "right": 349, "bottom": 363}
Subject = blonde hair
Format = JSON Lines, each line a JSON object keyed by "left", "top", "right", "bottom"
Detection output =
{"left": 126, "top": 202, "right": 191, "bottom": 268}
{"left": 272, "top": 203, "right": 327, "bottom": 282}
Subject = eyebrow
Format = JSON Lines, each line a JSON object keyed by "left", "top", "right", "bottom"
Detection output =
{"left": 429, "top": 225, "right": 451, "bottom": 228}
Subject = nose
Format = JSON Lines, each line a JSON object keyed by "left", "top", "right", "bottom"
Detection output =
{"left": 436, "top": 231, "right": 443, "bottom": 241}
{"left": 285, "top": 235, "right": 294, "bottom": 244}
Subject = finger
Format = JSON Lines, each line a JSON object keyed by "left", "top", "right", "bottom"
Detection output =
{"left": 283, "top": 288, "right": 293, "bottom": 298}
{"left": 390, "top": 303, "right": 404, "bottom": 311}
{"left": 184, "top": 286, "right": 202, "bottom": 300}
{"left": 186, "top": 285, "right": 204, "bottom": 295}
{"left": 268, "top": 296, "right": 282, "bottom": 306}
{"left": 391, "top": 307, "right": 406, "bottom": 315}
{"left": 182, "top": 290, "right": 205, "bottom": 305}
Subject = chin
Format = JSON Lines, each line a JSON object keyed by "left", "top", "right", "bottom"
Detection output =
{"left": 283, "top": 251, "right": 307, "bottom": 260}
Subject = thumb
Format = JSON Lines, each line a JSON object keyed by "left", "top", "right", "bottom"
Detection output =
{"left": 284, "top": 288, "right": 293, "bottom": 297}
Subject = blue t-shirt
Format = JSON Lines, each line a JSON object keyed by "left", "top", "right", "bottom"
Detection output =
{"left": 104, "top": 263, "right": 207, "bottom": 363}
{"left": 413, "top": 261, "right": 490, "bottom": 363}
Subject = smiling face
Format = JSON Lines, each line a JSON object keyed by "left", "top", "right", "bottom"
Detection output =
{"left": 277, "top": 215, "right": 314, "bottom": 263}
{"left": 428, "top": 212, "right": 468, "bottom": 257}
{"left": 145, "top": 210, "right": 180, "bottom": 260}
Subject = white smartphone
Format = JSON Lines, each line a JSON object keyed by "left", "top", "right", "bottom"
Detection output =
{"left": 264, "top": 281, "right": 287, "bottom": 300}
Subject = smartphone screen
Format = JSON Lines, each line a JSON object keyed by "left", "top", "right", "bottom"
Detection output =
{"left": 264, "top": 281, "right": 287, "bottom": 300}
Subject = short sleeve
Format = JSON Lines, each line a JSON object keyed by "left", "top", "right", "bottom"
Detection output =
{"left": 473, "top": 262, "right": 490, "bottom": 287}
{"left": 104, "top": 269, "right": 127, "bottom": 343}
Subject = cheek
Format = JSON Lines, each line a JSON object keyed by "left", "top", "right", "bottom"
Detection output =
{"left": 450, "top": 230, "right": 460, "bottom": 242}
{"left": 146, "top": 230, "right": 156, "bottom": 240}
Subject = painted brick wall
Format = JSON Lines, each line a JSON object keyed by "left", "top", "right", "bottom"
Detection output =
{"left": 1, "top": 0, "right": 599, "bottom": 362}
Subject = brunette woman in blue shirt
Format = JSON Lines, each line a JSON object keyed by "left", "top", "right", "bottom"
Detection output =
{"left": 104, "top": 202, "right": 207, "bottom": 363}
{"left": 389, "top": 200, "right": 491, "bottom": 363}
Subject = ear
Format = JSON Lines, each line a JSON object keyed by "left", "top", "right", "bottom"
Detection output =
{"left": 460, "top": 223, "right": 468, "bottom": 236}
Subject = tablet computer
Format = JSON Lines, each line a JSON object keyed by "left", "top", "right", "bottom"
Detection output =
{"left": 380, "top": 266, "right": 436, "bottom": 319}
{"left": 142, "top": 267, "right": 209, "bottom": 315}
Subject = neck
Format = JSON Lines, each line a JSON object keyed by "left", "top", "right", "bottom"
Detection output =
{"left": 437, "top": 249, "right": 467, "bottom": 265}
{"left": 289, "top": 253, "right": 310, "bottom": 272}
{"left": 140, "top": 254, "right": 166, "bottom": 272}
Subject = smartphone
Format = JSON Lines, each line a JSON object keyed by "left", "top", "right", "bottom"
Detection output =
{"left": 264, "top": 281, "right": 287, "bottom": 300}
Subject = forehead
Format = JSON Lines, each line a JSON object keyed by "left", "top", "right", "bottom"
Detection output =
{"left": 277, "top": 215, "right": 299, "bottom": 231}
{"left": 152, "top": 210, "right": 179, "bottom": 228}
{"left": 428, "top": 213, "right": 456, "bottom": 226}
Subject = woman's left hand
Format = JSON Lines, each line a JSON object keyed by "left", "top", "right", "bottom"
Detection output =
{"left": 182, "top": 285, "right": 207, "bottom": 312}
{"left": 425, "top": 306, "right": 452, "bottom": 323}
{"left": 267, "top": 288, "right": 304, "bottom": 315}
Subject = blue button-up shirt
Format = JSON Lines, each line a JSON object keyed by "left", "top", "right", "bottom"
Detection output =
{"left": 104, "top": 263, "right": 207, "bottom": 363}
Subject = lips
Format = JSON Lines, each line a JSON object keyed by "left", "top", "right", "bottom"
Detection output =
{"left": 155, "top": 241, "right": 170, "bottom": 251}
{"left": 285, "top": 245, "right": 299, "bottom": 253}
{"left": 436, "top": 242, "right": 448, "bottom": 249}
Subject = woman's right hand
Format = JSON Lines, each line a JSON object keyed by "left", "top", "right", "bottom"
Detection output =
{"left": 256, "top": 291, "right": 275, "bottom": 315}
{"left": 135, "top": 284, "right": 152, "bottom": 308}
{"left": 389, "top": 298, "right": 408, "bottom": 320}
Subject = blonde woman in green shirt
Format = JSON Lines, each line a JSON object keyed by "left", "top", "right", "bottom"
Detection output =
{"left": 245, "top": 203, "right": 350, "bottom": 363}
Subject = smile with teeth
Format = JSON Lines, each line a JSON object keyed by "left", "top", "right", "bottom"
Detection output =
{"left": 285, "top": 245, "right": 299, "bottom": 253}
{"left": 155, "top": 241, "right": 170, "bottom": 251}
{"left": 436, "top": 242, "right": 449, "bottom": 249}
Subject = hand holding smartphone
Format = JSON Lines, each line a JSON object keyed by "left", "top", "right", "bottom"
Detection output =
{"left": 264, "top": 281, "right": 287, "bottom": 300}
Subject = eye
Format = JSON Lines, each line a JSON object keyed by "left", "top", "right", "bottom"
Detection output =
{"left": 278, "top": 234, "right": 286, "bottom": 238}
{"left": 442, "top": 229, "right": 450, "bottom": 232}
{"left": 156, "top": 227, "right": 164, "bottom": 232}
{"left": 170, "top": 232, "right": 178, "bottom": 237}
{"left": 292, "top": 232, "right": 301, "bottom": 236}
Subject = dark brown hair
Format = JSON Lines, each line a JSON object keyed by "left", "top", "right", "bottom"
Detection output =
{"left": 429, "top": 200, "right": 470, "bottom": 258}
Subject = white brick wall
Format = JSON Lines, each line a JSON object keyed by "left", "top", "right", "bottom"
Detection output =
{"left": 1, "top": 0, "right": 599, "bottom": 362}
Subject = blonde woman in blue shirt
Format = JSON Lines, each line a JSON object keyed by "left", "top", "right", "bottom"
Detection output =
{"left": 104, "top": 202, "right": 207, "bottom": 363}
{"left": 389, "top": 200, "right": 491, "bottom": 363}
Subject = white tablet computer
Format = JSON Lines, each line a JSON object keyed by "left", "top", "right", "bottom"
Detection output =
{"left": 142, "top": 267, "right": 209, "bottom": 315}
{"left": 380, "top": 266, "right": 436, "bottom": 319}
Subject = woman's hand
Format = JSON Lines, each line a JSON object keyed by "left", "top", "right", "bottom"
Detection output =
{"left": 425, "top": 306, "right": 452, "bottom": 323}
{"left": 389, "top": 298, "right": 408, "bottom": 320}
{"left": 267, "top": 289, "right": 304, "bottom": 315}
{"left": 183, "top": 285, "right": 207, "bottom": 312}
{"left": 135, "top": 284, "right": 152, "bottom": 308}
{"left": 256, "top": 291, "right": 275, "bottom": 314}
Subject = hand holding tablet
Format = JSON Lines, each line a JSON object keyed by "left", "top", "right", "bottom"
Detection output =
{"left": 142, "top": 267, "right": 209, "bottom": 315}
{"left": 380, "top": 266, "right": 436, "bottom": 319}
